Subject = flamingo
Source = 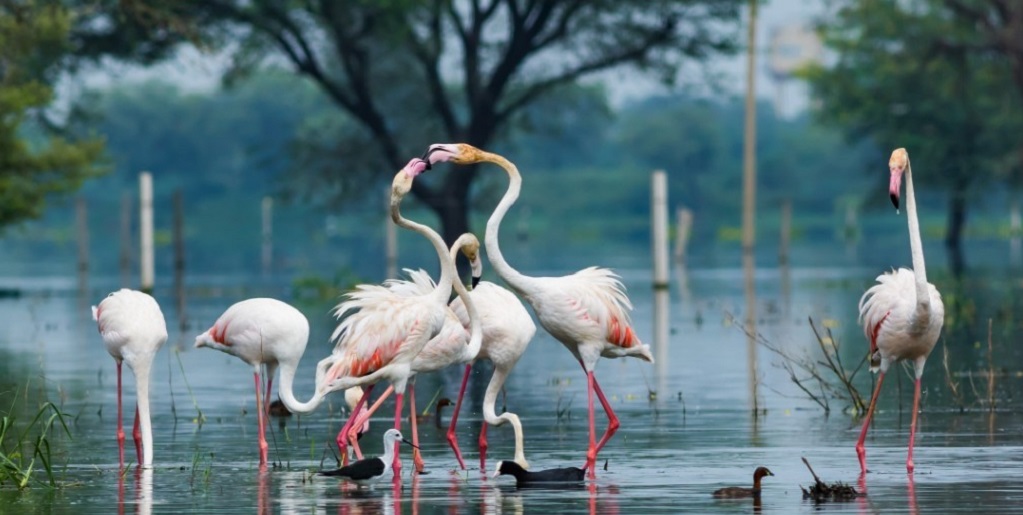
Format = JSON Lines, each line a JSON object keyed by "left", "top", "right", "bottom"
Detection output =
{"left": 195, "top": 297, "right": 320, "bottom": 465}
{"left": 195, "top": 298, "right": 372, "bottom": 466}
{"left": 320, "top": 161, "right": 482, "bottom": 477}
{"left": 420, "top": 143, "right": 654, "bottom": 478}
{"left": 342, "top": 232, "right": 484, "bottom": 473}
{"left": 93, "top": 288, "right": 168, "bottom": 469}
{"left": 856, "top": 148, "right": 944, "bottom": 475}
{"left": 353, "top": 232, "right": 535, "bottom": 473}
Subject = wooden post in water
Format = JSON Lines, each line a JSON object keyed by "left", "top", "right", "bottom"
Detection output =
{"left": 385, "top": 191, "right": 397, "bottom": 280}
{"left": 173, "top": 190, "right": 186, "bottom": 333}
{"left": 139, "top": 172, "right": 154, "bottom": 294}
{"left": 673, "top": 207, "right": 693, "bottom": 265}
{"left": 779, "top": 199, "right": 791, "bottom": 266}
{"left": 119, "top": 193, "right": 132, "bottom": 288}
{"left": 75, "top": 197, "right": 89, "bottom": 294}
{"left": 261, "top": 196, "right": 273, "bottom": 277}
{"left": 741, "top": 0, "right": 760, "bottom": 416}
{"left": 651, "top": 171, "right": 670, "bottom": 391}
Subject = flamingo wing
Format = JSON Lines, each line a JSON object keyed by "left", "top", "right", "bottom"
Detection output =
{"left": 94, "top": 289, "right": 168, "bottom": 351}
{"left": 549, "top": 267, "right": 639, "bottom": 349}
{"left": 859, "top": 268, "right": 920, "bottom": 369}
{"left": 384, "top": 268, "right": 437, "bottom": 297}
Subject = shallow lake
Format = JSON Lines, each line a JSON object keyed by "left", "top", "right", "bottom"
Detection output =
{"left": 1, "top": 263, "right": 1022, "bottom": 513}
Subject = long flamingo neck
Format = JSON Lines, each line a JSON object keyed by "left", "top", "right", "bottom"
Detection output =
{"left": 904, "top": 161, "right": 931, "bottom": 315}
{"left": 482, "top": 368, "right": 527, "bottom": 467}
{"left": 391, "top": 200, "right": 454, "bottom": 304}
{"left": 134, "top": 360, "right": 154, "bottom": 467}
{"left": 276, "top": 360, "right": 325, "bottom": 414}
{"left": 451, "top": 247, "right": 483, "bottom": 359}
{"left": 480, "top": 152, "right": 532, "bottom": 294}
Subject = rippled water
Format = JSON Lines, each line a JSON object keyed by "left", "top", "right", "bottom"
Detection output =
{"left": 2, "top": 266, "right": 1023, "bottom": 513}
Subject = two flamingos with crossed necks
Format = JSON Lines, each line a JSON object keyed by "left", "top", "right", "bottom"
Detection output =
{"left": 419, "top": 143, "right": 654, "bottom": 479}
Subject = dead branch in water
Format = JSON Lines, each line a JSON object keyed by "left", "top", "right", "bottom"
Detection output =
{"left": 728, "top": 313, "right": 867, "bottom": 414}
{"left": 800, "top": 457, "right": 863, "bottom": 503}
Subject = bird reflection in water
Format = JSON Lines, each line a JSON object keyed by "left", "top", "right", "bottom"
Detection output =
{"left": 481, "top": 478, "right": 618, "bottom": 515}
{"left": 257, "top": 469, "right": 271, "bottom": 515}
{"left": 117, "top": 468, "right": 153, "bottom": 515}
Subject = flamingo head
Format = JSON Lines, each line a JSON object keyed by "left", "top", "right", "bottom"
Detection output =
{"left": 343, "top": 386, "right": 364, "bottom": 411}
{"left": 888, "top": 148, "right": 909, "bottom": 210}
{"left": 392, "top": 158, "right": 428, "bottom": 201}
{"left": 421, "top": 143, "right": 481, "bottom": 168}
{"left": 455, "top": 233, "right": 483, "bottom": 288}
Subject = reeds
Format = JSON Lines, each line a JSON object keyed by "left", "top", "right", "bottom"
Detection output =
{"left": 0, "top": 394, "right": 71, "bottom": 489}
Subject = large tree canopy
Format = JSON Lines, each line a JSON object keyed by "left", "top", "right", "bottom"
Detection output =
{"left": 804, "top": 0, "right": 1023, "bottom": 273}
{"left": 0, "top": 1, "right": 105, "bottom": 229}
{"left": 81, "top": 0, "right": 743, "bottom": 243}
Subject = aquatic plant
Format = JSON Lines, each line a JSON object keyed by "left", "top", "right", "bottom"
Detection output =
{"left": 0, "top": 399, "right": 71, "bottom": 489}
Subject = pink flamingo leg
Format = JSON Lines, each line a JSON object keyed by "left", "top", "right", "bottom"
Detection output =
{"left": 590, "top": 376, "right": 620, "bottom": 455}
{"left": 446, "top": 363, "right": 473, "bottom": 470}
{"left": 907, "top": 377, "right": 922, "bottom": 474}
{"left": 392, "top": 393, "right": 405, "bottom": 477}
{"left": 116, "top": 361, "right": 125, "bottom": 468}
{"left": 478, "top": 419, "right": 489, "bottom": 473}
{"left": 253, "top": 371, "right": 268, "bottom": 465}
{"left": 349, "top": 385, "right": 394, "bottom": 460}
{"left": 856, "top": 372, "right": 886, "bottom": 475}
{"left": 409, "top": 385, "right": 425, "bottom": 473}
{"left": 132, "top": 406, "right": 142, "bottom": 467}
{"left": 585, "top": 371, "right": 598, "bottom": 478}
{"left": 336, "top": 384, "right": 374, "bottom": 465}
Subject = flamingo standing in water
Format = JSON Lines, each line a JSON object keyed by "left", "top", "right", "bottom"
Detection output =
{"left": 342, "top": 233, "right": 483, "bottom": 473}
{"left": 420, "top": 143, "right": 654, "bottom": 478}
{"left": 856, "top": 148, "right": 944, "bottom": 475}
{"left": 321, "top": 162, "right": 481, "bottom": 477}
{"left": 195, "top": 297, "right": 372, "bottom": 466}
{"left": 354, "top": 233, "right": 535, "bottom": 473}
{"left": 93, "top": 289, "right": 168, "bottom": 468}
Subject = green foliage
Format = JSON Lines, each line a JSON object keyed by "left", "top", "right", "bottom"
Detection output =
{"left": 0, "top": 393, "right": 71, "bottom": 489}
{"left": 0, "top": 2, "right": 106, "bottom": 230}
{"left": 803, "top": 0, "right": 1023, "bottom": 253}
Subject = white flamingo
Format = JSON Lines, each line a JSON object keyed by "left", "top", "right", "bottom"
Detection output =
{"left": 93, "top": 289, "right": 168, "bottom": 469}
{"left": 195, "top": 297, "right": 322, "bottom": 465}
{"left": 320, "top": 162, "right": 482, "bottom": 477}
{"left": 342, "top": 233, "right": 484, "bottom": 473}
{"left": 421, "top": 143, "right": 653, "bottom": 478}
{"left": 856, "top": 148, "right": 944, "bottom": 475}
{"left": 362, "top": 233, "right": 535, "bottom": 472}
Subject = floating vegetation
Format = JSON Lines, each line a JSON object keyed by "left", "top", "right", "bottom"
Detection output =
{"left": 799, "top": 457, "right": 863, "bottom": 503}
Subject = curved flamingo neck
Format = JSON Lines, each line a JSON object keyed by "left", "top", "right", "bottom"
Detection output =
{"left": 478, "top": 151, "right": 533, "bottom": 294}
{"left": 482, "top": 367, "right": 527, "bottom": 467}
{"left": 391, "top": 199, "right": 455, "bottom": 305}
{"left": 904, "top": 160, "right": 931, "bottom": 316}
{"left": 277, "top": 360, "right": 325, "bottom": 414}
{"left": 449, "top": 238, "right": 483, "bottom": 359}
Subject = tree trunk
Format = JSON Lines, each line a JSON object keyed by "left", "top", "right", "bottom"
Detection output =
{"left": 945, "top": 189, "right": 967, "bottom": 278}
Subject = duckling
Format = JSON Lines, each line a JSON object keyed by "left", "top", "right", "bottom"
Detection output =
{"left": 712, "top": 466, "right": 774, "bottom": 498}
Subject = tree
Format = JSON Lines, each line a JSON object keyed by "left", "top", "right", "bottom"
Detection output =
{"left": 97, "top": 0, "right": 743, "bottom": 244}
{"left": 0, "top": 1, "right": 105, "bottom": 229}
{"left": 804, "top": 0, "right": 1023, "bottom": 273}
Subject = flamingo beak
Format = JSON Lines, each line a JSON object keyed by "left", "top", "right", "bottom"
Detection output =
{"left": 889, "top": 170, "right": 902, "bottom": 210}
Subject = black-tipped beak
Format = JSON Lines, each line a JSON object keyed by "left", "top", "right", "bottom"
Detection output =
{"left": 890, "top": 192, "right": 899, "bottom": 210}
{"left": 471, "top": 276, "right": 480, "bottom": 289}
{"left": 420, "top": 147, "right": 445, "bottom": 170}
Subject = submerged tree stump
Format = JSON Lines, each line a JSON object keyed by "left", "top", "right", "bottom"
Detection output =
{"left": 800, "top": 457, "right": 864, "bottom": 503}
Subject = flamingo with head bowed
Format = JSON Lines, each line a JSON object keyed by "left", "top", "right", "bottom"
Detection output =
{"left": 343, "top": 233, "right": 483, "bottom": 473}
{"left": 320, "top": 161, "right": 480, "bottom": 477}
{"left": 195, "top": 297, "right": 331, "bottom": 466}
{"left": 93, "top": 288, "right": 168, "bottom": 469}
{"left": 856, "top": 148, "right": 944, "bottom": 475}
{"left": 420, "top": 143, "right": 653, "bottom": 478}
{"left": 355, "top": 232, "right": 534, "bottom": 473}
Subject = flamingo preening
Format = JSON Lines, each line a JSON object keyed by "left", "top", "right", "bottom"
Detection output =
{"left": 856, "top": 148, "right": 944, "bottom": 475}
{"left": 421, "top": 143, "right": 653, "bottom": 478}
{"left": 93, "top": 289, "right": 168, "bottom": 469}
{"left": 342, "top": 233, "right": 484, "bottom": 473}
{"left": 321, "top": 161, "right": 481, "bottom": 477}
